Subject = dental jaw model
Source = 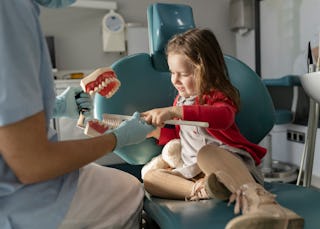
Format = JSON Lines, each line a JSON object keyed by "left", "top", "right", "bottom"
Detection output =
{"left": 84, "top": 119, "right": 110, "bottom": 137}
{"left": 80, "top": 67, "right": 121, "bottom": 98}
{"left": 83, "top": 114, "right": 126, "bottom": 137}
{"left": 77, "top": 67, "right": 121, "bottom": 131}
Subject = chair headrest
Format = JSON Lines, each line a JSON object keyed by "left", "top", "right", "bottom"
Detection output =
{"left": 147, "top": 3, "right": 195, "bottom": 71}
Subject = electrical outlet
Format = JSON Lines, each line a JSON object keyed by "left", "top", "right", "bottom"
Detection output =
{"left": 287, "top": 130, "right": 305, "bottom": 143}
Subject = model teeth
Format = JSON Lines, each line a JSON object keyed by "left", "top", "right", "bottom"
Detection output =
{"left": 80, "top": 68, "right": 120, "bottom": 98}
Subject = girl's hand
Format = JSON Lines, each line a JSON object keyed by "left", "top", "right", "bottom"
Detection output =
{"left": 142, "top": 106, "right": 182, "bottom": 126}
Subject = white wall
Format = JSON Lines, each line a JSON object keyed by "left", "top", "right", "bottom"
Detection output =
{"left": 235, "top": 0, "right": 320, "bottom": 78}
{"left": 260, "top": 0, "right": 302, "bottom": 79}
{"left": 39, "top": 0, "right": 235, "bottom": 71}
{"left": 235, "top": 30, "right": 255, "bottom": 70}
{"left": 258, "top": 0, "right": 320, "bottom": 79}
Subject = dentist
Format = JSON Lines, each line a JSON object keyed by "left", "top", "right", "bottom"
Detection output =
{"left": 0, "top": 1, "right": 154, "bottom": 229}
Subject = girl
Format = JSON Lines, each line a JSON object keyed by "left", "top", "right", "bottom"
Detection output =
{"left": 142, "top": 28, "right": 303, "bottom": 229}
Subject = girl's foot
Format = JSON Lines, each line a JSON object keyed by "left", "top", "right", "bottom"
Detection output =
{"left": 226, "top": 183, "right": 304, "bottom": 229}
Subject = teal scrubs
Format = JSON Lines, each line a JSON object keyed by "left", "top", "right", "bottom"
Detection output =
{"left": 0, "top": 1, "right": 78, "bottom": 228}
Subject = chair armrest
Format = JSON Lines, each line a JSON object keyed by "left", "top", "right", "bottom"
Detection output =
{"left": 262, "top": 75, "right": 301, "bottom": 87}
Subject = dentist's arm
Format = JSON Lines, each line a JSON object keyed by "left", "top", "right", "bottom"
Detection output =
{"left": 0, "top": 111, "right": 153, "bottom": 184}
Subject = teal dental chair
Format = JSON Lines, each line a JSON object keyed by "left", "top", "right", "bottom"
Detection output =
{"left": 95, "top": 3, "right": 320, "bottom": 229}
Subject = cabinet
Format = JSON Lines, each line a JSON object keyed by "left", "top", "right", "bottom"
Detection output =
{"left": 54, "top": 78, "right": 124, "bottom": 165}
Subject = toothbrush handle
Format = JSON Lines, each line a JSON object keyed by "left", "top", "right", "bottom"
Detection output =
{"left": 104, "top": 114, "right": 209, "bottom": 128}
{"left": 164, "top": 119, "right": 209, "bottom": 127}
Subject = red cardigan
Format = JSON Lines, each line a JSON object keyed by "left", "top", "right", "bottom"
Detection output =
{"left": 158, "top": 90, "right": 266, "bottom": 165}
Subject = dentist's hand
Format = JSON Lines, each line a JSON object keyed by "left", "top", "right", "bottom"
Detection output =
{"left": 111, "top": 112, "right": 155, "bottom": 150}
{"left": 53, "top": 86, "right": 92, "bottom": 119}
{"left": 75, "top": 91, "right": 92, "bottom": 117}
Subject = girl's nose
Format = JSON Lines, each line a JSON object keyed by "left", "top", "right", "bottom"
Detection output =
{"left": 171, "top": 74, "right": 179, "bottom": 84}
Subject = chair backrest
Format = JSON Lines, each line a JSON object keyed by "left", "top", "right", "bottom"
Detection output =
{"left": 225, "top": 55, "right": 275, "bottom": 143}
{"left": 148, "top": 3, "right": 195, "bottom": 72}
{"left": 94, "top": 3, "right": 275, "bottom": 165}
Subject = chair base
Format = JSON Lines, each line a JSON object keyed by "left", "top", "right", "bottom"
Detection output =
{"left": 262, "top": 160, "right": 298, "bottom": 183}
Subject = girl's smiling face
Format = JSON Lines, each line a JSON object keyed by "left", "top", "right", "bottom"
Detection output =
{"left": 168, "top": 53, "right": 197, "bottom": 98}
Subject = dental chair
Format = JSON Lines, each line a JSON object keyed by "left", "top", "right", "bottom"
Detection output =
{"left": 95, "top": 3, "right": 320, "bottom": 229}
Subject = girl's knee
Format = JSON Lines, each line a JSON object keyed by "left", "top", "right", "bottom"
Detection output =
{"left": 142, "top": 169, "right": 166, "bottom": 193}
{"left": 143, "top": 169, "right": 157, "bottom": 185}
{"left": 198, "top": 144, "right": 219, "bottom": 160}
{"left": 198, "top": 144, "right": 230, "bottom": 161}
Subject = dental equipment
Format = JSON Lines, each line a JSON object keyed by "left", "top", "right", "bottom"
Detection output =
{"left": 80, "top": 67, "right": 121, "bottom": 98}
{"left": 78, "top": 67, "right": 121, "bottom": 128}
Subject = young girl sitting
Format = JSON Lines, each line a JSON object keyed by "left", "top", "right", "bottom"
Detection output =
{"left": 141, "top": 28, "right": 303, "bottom": 229}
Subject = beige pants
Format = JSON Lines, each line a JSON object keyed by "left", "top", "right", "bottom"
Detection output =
{"left": 58, "top": 163, "right": 144, "bottom": 229}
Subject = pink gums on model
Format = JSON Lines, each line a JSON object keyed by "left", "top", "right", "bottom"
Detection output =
{"left": 80, "top": 67, "right": 121, "bottom": 98}
{"left": 84, "top": 119, "right": 110, "bottom": 137}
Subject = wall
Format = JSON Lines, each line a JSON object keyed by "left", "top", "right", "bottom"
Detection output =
{"left": 250, "top": 0, "right": 320, "bottom": 79}
{"left": 236, "top": 0, "right": 320, "bottom": 78}
{"left": 235, "top": 30, "right": 255, "bottom": 70}
{"left": 260, "top": 0, "right": 301, "bottom": 79}
{"left": 39, "top": 0, "right": 235, "bottom": 71}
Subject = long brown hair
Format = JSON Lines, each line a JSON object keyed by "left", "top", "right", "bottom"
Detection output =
{"left": 166, "top": 28, "right": 240, "bottom": 110}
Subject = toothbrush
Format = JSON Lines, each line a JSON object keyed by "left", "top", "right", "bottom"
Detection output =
{"left": 81, "top": 113, "right": 209, "bottom": 137}
{"left": 102, "top": 114, "right": 209, "bottom": 128}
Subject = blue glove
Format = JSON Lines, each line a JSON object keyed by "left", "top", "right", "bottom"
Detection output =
{"left": 53, "top": 86, "right": 92, "bottom": 119}
{"left": 75, "top": 92, "right": 92, "bottom": 117}
{"left": 111, "top": 112, "right": 155, "bottom": 150}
